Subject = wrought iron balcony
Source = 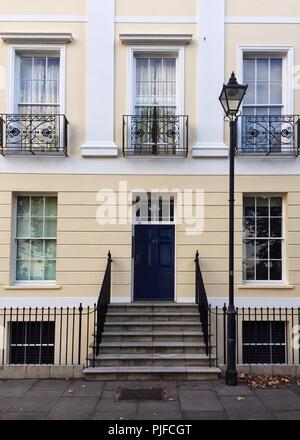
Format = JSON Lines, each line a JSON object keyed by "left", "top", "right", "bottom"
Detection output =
{"left": 238, "top": 114, "right": 300, "bottom": 156}
{"left": 123, "top": 112, "right": 189, "bottom": 157}
{"left": 0, "top": 114, "right": 68, "bottom": 156}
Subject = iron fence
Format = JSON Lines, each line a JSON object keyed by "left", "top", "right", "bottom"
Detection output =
{"left": 209, "top": 306, "right": 300, "bottom": 367}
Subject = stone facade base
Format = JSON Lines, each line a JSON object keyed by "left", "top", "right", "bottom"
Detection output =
{"left": 219, "top": 364, "right": 300, "bottom": 377}
{"left": 0, "top": 366, "right": 85, "bottom": 380}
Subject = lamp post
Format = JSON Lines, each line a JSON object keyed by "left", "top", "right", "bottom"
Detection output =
{"left": 219, "top": 72, "right": 248, "bottom": 386}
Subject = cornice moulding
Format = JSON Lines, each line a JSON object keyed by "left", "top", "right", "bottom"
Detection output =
{"left": 0, "top": 33, "right": 73, "bottom": 44}
{"left": 120, "top": 34, "right": 193, "bottom": 45}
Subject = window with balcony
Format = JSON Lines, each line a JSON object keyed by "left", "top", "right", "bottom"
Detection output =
{"left": 243, "top": 196, "right": 283, "bottom": 282}
{"left": 0, "top": 49, "right": 68, "bottom": 156}
{"left": 123, "top": 52, "right": 188, "bottom": 157}
{"left": 239, "top": 52, "right": 298, "bottom": 156}
{"left": 15, "top": 195, "right": 57, "bottom": 283}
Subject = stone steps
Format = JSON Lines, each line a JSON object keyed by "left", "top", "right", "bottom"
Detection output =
{"left": 88, "top": 353, "right": 216, "bottom": 367}
{"left": 90, "top": 341, "right": 212, "bottom": 355}
{"left": 105, "top": 313, "right": 200, "bottom": 322}
{"left": 83, "top": 366, "right": 221, "bottom": 381}
{"left": 83, "top": 302, "right": 221, "bottom": 380}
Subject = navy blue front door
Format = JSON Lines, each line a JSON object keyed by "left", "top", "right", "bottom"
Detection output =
{"left": 133, "top": 225, "right": 175, "bottom": 301}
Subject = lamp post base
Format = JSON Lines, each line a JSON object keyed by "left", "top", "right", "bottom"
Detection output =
{"left": 225, "top": 369, "right": 238, "bottom": 386}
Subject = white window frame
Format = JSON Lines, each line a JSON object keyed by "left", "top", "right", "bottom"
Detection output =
{"left": 242, "top": 193, "right": 286, "bottom": 285}
{"left": 12, "top": 193, "right": 58, "bottom": 285}
{"left": 128, "top": 46, "right": 185, "bottom": 115}
{"left": 237, "top": 46, "right": 294, "bottom": 152}
{"left": 9, "top": 44, "right": 66, "bottom": 114}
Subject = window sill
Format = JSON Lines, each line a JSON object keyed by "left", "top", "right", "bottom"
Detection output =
{"left": 4, "top": 285, "right": 62, "bottom": 291}
{"left": 238, "top": 284, "right": 295, "bottom": 290}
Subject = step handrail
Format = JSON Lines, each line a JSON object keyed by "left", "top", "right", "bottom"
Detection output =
{"left": 96, "top": 251, "right": 113, "bottom": 356}
{"left": 195, "top": 251, "right": 210, "bottom": 358}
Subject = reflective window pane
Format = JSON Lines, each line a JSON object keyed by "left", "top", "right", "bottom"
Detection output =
{"left": 270, "top": 261, "right": 282, "bottom": 281}
{"left": 15, "top": 196, "right": 57, "bottom": 282}
{"left": 257, "top": 197, "right": 269, "bottom": 216}
{"left": 270, "top": 240, "right": 282, "bottom": 260}
{"left": 256, "top": 260, "right": 269, "bottom": 280}
{"left": 257, "top": 218, "right": 269, "bottom": 237}
{"left": 270, "top": 197, "right": 282, "bottom": 216}
{"left": 31, "top": 197, "right": 44, "bottom": 217}
{"left": 256, "top": 240, "right": 268, "bottom": 260}
{"left": 17, "top": 197, "right": 30, "bottom": 216}
{"left": 270, "top": 218, "right": 282, "bottom": 237}
{"left": 244, "top": 197, "right": 255, "bottom": 217}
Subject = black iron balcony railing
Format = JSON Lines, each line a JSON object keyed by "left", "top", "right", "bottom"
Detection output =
{"left": 238, "top": 114, "right": 300, "bottom": 156}
{"left": 0, "top": 114, "right": 68, "bottom": 156}
{"left": 123, "top": 112, "right": 189, "bottom": 157}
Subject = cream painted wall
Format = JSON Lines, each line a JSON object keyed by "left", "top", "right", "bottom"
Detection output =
{"left": 0, "top": 0, "right": 87, "bottom": 16}
{"left": 115, "top": 0, "right": 197, "bottom": 17}
{"left": 0, "top": 174, "right": 299, "bottom": 306}
{"left": 227, "top": 0, "right": 300, "bottom": 17}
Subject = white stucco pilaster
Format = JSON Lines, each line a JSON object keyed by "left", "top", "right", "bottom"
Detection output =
{"left": 81, "top": 0, "right": 118, "bottom": 157}
{"left": 193, "top": 0, "right": 228, "bottom": 157}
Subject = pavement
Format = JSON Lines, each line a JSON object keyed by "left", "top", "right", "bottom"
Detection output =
{"left": 0, "top": 379, "right": 300, "bottom": 420}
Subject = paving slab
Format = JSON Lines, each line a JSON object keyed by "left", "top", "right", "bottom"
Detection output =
{"left": 63, "top": 380, "right": 105, "bottom": 397}
{"left": 0, "top": 397, "right": 17, "bottom": 413}
{"left": 182, "top": 411, "right": 228, "bottom": 420}
{"left": 220, "top": 396, "right": 275, "bottom": 420}
{"left": 179, "top": 390, "right": 224, "bottom": 412}
{"left": 95, "top": 398, "right": 138, "bottom": 413}
{"left": 213, "top": 382, "right": 253, "bottom": 397}
{"left": 92, "top": 411, "right": 136, "bottom": 420}
{"left": 138, "top": 400, "right": 181, "bottom": 418}
{"left": 254, "top": 389, "right": 300, "bottom": 412}
{"left": 0, "top": 412, "right": 47, "bottom": 420}
{"left": 31, "top": 379, "right": 70, "bottom": 392}
{"left": 178, "top": 381, "right": 214, "bottom": 390}
{"left": 0, "top": 380, "right": 37, "bottom": 397}
{"left": 9, "top": 390, "right": 60, "bottom": 413}
{"left": 274, "top": 411, "right": 300, "bottom": 420}
{"left": 47, "top": 397, "right": 99, "bottom": 420}
{"left": 104, "top": 381, "right": 141, "bottom": 391}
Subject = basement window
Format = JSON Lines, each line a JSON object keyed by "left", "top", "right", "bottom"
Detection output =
{"left": 242, "top": 321, "right": 286, "bottom": 364}
{"left": 9, "top": 321, "right": 55, "bottom": 365}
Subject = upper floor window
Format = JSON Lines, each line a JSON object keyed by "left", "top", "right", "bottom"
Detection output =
{"left": 123, "top": 50, "right": 188, "bottom": 157}
{"left": 239, "top": 51, "right": 298, "bottom": 156}
{"left": 243, "top": 56, "right": 283, "bottom": 118}
{"left": 15, "top": 53, "right": 60, "bottom": 115}
{"left": 135, "top": 56, "right": 177, "bottom": 116}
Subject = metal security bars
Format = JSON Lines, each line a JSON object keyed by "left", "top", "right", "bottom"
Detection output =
{"left": 0, "top": 306, "right": 96, "bottom": 367}
{"left": 0, "top": 114, "right": 68, "bottom": 156}
{"left": 123, "top": 112, "right": 189, "bottom": 157}
{"left": 209, "top": 307, "right": 300, "bottom": 367}
{"left": 239, "top": 114, "right": 300, "bottom": 156}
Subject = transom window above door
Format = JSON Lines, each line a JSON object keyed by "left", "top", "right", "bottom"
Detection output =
{"left": 133, "top": 193, "right": 175, "bottom": 224}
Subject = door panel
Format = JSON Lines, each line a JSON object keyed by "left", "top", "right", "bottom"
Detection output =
{"left": 134, "top": 225, "right": 175, "bottom": 301}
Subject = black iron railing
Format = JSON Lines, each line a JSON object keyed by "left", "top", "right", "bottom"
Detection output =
{"left": 0, "top": 305, "right": 97, "bottom": 367}
{"left": 238, "top": 114, "right": 300, "bottom": 156}
{"left": 0, "top": 114, "right": 69, "bottom": 156}
{"left": 95, "top": 251, "right": 113, "bottom": 358}
{"left": 123, "top": 110, "right": 188, "bottom": 157}
{"left": 209, "top": 306, "right": 300, "bottom": 366}
{"left": 195, "top": 251, "right": 211, "bottom": 362}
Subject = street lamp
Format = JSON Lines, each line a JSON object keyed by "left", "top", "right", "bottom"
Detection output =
{"left": 219, "top": 72, "right": 248, "bottom": 386}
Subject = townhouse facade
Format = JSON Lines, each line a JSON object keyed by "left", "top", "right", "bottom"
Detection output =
{"left": 0, "top": 0, "right": 299, "bottom": 379}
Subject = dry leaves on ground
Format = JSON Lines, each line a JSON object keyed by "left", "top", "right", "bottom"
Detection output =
{"left": 240, "top": 373, "right": 300, "bottom": 389}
